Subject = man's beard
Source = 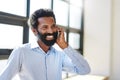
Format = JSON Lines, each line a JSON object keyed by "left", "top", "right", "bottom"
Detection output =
{"left": 37, "top": 31, "right": 58, "bottom": 46}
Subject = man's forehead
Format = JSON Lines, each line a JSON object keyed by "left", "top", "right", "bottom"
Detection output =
{"left": 38, "top": 17, "right": 55, "bottom": 22}
{"left": 38, "top": 17, "right": 55, "bottom": 26}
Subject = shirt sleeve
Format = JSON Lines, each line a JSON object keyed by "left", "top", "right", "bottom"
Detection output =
{"left": 63, "top": 46, "right": 91, "bottom": 75}
{"left": 0, "top": 47, "right": 22, "bottom": 80}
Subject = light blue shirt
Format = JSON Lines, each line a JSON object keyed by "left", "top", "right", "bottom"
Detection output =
{"left": 0, "top": 42, "right": 90, "bottom": 80}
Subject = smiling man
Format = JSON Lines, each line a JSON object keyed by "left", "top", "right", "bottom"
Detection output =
{"left": 0, "top": 9, "right": 90, "bottom": 80}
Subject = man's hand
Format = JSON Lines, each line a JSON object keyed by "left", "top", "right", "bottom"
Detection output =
{"left": 56, "top": 27, "right": 68, "bottom": 49}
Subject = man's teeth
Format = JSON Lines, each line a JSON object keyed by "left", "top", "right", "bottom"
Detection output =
{"left": 47, "top": 35, "right": 53, "bottom": 38}
{"left": 46, "top": 35, "right": 53, "bottom": 40}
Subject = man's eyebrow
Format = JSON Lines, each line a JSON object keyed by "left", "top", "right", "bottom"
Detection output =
{"left": 52, "top": 24, "right": 56, "bottom": 26}
{"left": 41, "top": 24, "right": 48, "bottom": 26}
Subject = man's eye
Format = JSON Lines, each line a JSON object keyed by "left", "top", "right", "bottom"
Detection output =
{"left": 42, "top": 26, "right": 48, "bottom": 29}
{"left": 51, "top": 24, "right": 56, "bottom": 28}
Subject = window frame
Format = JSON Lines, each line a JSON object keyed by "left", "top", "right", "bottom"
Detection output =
{"left": 52, "top": 0, "right": 84, "bottom": 55}
{"left": 0, "top": 0, "right": 30, "bottom": 56}
{"left": 0, "top": 12, "right": 29, "bottom": 56}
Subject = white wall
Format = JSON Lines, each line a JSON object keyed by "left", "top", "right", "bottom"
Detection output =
{"left": 84, "top": 0, "right": 120, "bottom": 79}
{"left": 84, "top": 0, "right": 111, "bottom": 76}
{"left": 110, "top": 0, "right": 120, "bottom": 79}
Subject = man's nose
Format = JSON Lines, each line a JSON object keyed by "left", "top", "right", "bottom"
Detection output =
{"left": 47, "top": 28, "right": 53, "bottom": 33}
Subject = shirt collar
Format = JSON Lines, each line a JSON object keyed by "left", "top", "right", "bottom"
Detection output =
{"left": 30, "top": 41, "right": 55, "bottom": 53}
{"left": 31, "top": 41, "right": 39, "bottom": 49}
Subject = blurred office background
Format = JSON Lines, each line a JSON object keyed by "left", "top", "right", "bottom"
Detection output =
{"left": 0, "top": 0, "right": 120, "bottom": 80}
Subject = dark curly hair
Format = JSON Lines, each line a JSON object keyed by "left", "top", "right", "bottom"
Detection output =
{"left": 28, "top": 9, "right": 56, "bottom": 29}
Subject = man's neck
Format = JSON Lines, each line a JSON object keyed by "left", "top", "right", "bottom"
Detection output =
{"left": 37, "top": 40, "right": 50, "bottom": 53}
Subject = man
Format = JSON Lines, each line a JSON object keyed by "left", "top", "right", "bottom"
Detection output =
{"left": 0, "top": 9, "right": 90, "bottom": 80}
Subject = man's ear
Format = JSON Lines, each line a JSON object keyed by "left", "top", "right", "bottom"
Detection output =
{"left": 31, "top": 28, "right": 37, "bottom": 36}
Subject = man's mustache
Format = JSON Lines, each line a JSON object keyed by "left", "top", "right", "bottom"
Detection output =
{"left": 43, "top": 32, "right": 58, "bottom": 37}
